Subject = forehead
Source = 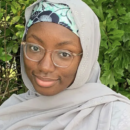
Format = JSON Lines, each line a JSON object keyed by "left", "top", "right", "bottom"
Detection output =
{"left": 26, "top": 22, "right": 82, "bottom": 51}
{"left": 26, "top": 22, "right": 78, "bottom": 38}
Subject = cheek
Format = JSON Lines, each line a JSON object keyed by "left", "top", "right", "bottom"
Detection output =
{"left": 24, "top": 56, "right": 36, "bottom": 79}
{"left": 61, "top": 67, "right": 77, "bottom": 79}
{"left": 60, "top": 58, "right": 81, "bottom": 86}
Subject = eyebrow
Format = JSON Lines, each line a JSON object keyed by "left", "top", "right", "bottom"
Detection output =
{"left": 27, "top": 34, "right": 76, "bottom": 47}
{"left": 27, "top": 34, "right": 44, "bottom": 44}
{"left": 56, "top": 41, "right": 76, "bottom": 47}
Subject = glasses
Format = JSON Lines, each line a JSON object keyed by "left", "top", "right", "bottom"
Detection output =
{"left": 21, "top": 42, "right": 82, "bottom": 68}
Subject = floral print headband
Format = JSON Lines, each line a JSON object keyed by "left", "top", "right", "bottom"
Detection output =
{"left": 26, "top": 0, "right": 79, "bottom": 36}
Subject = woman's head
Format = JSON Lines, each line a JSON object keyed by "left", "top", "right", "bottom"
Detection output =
{"left": 22, "top": 1, "right": 83, "bottom": 96}
{"left": 21, "top": 0, "right": 100, "bottom": 96}
{"left": 23, "top": 22, "right": 82, "bottom": 96}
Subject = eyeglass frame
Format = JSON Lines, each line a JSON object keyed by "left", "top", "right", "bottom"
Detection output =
{"left": 21, "top": 41, "right": 83, "bottom": 68}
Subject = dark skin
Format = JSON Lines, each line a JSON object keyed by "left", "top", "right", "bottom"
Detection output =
{"left": 24, "top": 22, "right": 82, "bottom": 96}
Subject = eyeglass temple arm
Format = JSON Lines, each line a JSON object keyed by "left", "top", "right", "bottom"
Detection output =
{"left": 21, "top": 41, "right": 26, "bottom": 45}
{"left": 73, "top": 52, "right": 83, "bottom": 56}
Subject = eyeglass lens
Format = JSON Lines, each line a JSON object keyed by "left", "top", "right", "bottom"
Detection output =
{"left": 24, "top": 43, "right": 73, "bottom": 67}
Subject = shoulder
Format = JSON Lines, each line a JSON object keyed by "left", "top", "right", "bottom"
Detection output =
{"left": 0, "top": 93, "right": 27, "bottom": 109}
{"left": 110, "top": 101, "right": 130, "bottom": 130}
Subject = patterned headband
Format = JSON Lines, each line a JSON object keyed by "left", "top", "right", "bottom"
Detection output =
{"left": 26, "top": 0, "right": 79, "bottom": 36}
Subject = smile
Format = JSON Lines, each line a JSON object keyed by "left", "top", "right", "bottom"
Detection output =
{"left": 34, "top": 75, "right": 59, "bottom": 88}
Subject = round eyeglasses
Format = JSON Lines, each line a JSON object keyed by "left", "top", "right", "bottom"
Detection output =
{"left": 21, "top": 42, "right": 82, "bottom": 68}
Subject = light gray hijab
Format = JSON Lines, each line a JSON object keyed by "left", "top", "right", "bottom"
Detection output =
{"left": 0, "top": 0, "right": 130, "bottom": 130}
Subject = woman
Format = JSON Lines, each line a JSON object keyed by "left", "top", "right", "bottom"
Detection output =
{"left": 0, "top": 0, "right": 130, "bottom": 129}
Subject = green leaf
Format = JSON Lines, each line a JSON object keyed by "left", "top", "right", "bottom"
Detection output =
{"left": 103, "top": 61, "right": 110, "bottom": 70}
{"left": 0, "top": 13, "right": 3, "bottom": 20}
{"left": 105, "top": 41, "right": 121, "bottom": 54}
{"left": 12, "top": 1, "right": 21, "bottom": 10}
{"left": 95, "top": 0, "right": 106, "bottom": 5}
{"left": 109, "top": 30, "right": 124, "bottom": 40}
{"left": 7, "top": 42, "right": 13, "bottom": 53}
{"left": 11, "top": 1, "right": 21, "bottom": 14}
{"left": 16, "top": 30, "right": 24, "bottom": 38}
{"left": 0, "top": 48, "right": 12, "bottom": 61}
{"left": 117, "top": 7, "right": 126, "bottom": 15}
{"left": 112, "top": 47, "right": 130, "bottom": 69}
{"left": 100, "top": 40, "right": 108, "bottom": 49}
{"left": 100, "top": 22, "right": 107, "bottom": 39}
{"left": 6, "top": 15, "right": 10, "bottom": 21}
{"left": 84, "top": 0, "right": 106, "bottom": 21}
{"left": 92, "top": 6, "right": 104, "bottom": 21}
{"left": 15, "top": 24, "right": 24, "bottom": 30}
{"left": 111, "top": 41, "right": 121, "bottom": 48}
{"left": 123, "top": 33, "right": 130, "bottom": 42}
{"left": 119, "top": 12, "right": 130, "bottom": 24}
{"left": 107, "top": 19, "right": 117, "bottom": 32}
{"left": 0, "top": 50, "right": 12, "bottom": 61}
{"left": 127, "top": 79, "right": 130, "bottom": 85}
{"left": 114, "top": 68, "right": 124, "bottom": 78}
{"left": 11, "top": 5, "right": 17, "bottom": 14}
{"left": 100, "top": 69, "right": 116, "bottom": 88}
{"left": 98, "top": 47, "right": 105, "bottom": 64}
{"left": 18, "top": 0, "right": 25, "bottom": 4}
{"left": 0, "top": 54, "right": 12, "bottom": 61}
{"left": 13, "top": 44, "right": 19, "bottom": 53}
{"left": 10, "top": 16, "right": 20, "bottom": 25}
{"left": 106, "top": 9, "right": 116, "bottom": 17}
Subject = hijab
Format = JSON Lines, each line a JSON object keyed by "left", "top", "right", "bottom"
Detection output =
{"left": 26, "top": 0, "right": 79, "bottom": 36}
{"left": 0, "top": 0, "right": 130, "bottom": 129}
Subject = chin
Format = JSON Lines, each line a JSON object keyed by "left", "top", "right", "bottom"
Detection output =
{"left": 34, "top": 87, "right": 63, "bottom": 96}
{"left": 38, "top": 91, "right": 61, "bottom": 96}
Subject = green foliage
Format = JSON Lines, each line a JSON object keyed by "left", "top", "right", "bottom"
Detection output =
{"left": 83, "top": 0, "right": 130, "bottom": 98}
{"left": 0, "top": 0, "right": 36, "bottom": 104}
{"left": 0, "top": 0, "right": 130, "bottom": 104}
{"left": 0, "top": 0, "right": 28, "bottom": 61}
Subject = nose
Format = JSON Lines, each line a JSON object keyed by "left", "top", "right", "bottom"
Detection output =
{"left": 38, "top": 52, "right": 55, "bottom": 74}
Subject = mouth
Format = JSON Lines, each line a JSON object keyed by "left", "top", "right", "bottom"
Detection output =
{"left": 33, "top": 74, "right": 59, "bottom": 88}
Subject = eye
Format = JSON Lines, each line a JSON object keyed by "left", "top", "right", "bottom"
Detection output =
{"left": 30, "top": 45, "right": 40, "bottom": 52}
{"left": 58, "top": 51, "right": 72, "bottom": 58}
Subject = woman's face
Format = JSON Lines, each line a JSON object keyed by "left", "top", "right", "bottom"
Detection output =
{"left": 24, "top": 22, "right": 82, "bottom": 96}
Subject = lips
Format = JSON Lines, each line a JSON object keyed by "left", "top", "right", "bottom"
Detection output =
{"left": 33, "top": 75, "right": 59, "bottom": 88}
